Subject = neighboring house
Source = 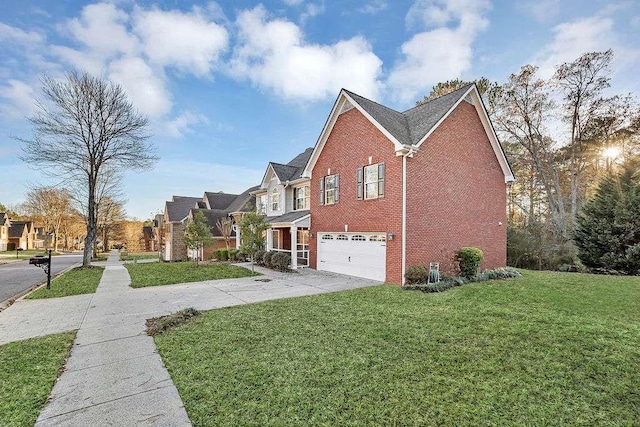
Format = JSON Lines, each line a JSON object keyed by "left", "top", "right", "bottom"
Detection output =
{"left": 163, "top": 196, "right": 202, "bottom": 261}
{"left": 0, "top": 213, "right": 10, "bottom": 251}
{"left": 162, "top": 188, "right": 258, "bottom": 261}
{"left": 8, "top": 221, "right": 31, "bottom": 250}
{"left": 32, "top": 226, "right": 47, "bottom": 249}
{"left": 253, "top": 148, "right": 313, "bottom": 269}
{"left": 302, "top": 84, "right": 514, "bottom": 284}
{"left": 142, "top": 226, "right": 155, "bottom": 252}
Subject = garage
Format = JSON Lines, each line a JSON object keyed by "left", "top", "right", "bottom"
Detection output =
{"left": 317, "top": 232, "right": 386, "bottom": 281}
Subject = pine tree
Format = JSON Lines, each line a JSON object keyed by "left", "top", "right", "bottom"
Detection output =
{"left": 574, "top": 159, "right": 640, "bottom": 274}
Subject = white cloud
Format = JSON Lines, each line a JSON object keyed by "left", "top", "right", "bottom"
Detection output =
{"left": 164, "top": 111, "right": 209, "bottom": 137}
{"left": 0, "top": 22, "right": 43, "bottom": 45}
{"left": 65, "top": 2, "right": 138, "bottom": 58}
{"left": 300, "top": 2, "right": 325, "bottom": 23}
{"left": 0, "top": 79, "right": 36, "bottom": 120}
{"left": 387, "top": 0, "right": 490, "bottom": 102}
{"left": 534, "top": 16, "right": 617, "bottom": 78}
{"left": 518, "top": 0, "right": 560, "bottom": 23}
{"left": 108, "top": 56, "right": 172, "bottom": 118}
{"left": 358, "top": 0, "right": 388, "bottom": 15}
{"left": 229, "top": 6, "right": 383, "bottom": 101}
{"left": 134, "top": 7, "right": 228, "bottom": 76}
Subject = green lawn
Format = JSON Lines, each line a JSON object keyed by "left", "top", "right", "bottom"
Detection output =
{"left": 0, "top": 332, "right": 75, "bottom": 426}
{"left": 154, "top": 270, "right": 640, "bottom": 426}
{"left": 120, "top": 251, "right": 159, "bottom": 261}
{"left": 126, "top": 262, "right": 258, "bottom": 288}
{"left": 27, "top": 266, "right": 103, "bottom": 299}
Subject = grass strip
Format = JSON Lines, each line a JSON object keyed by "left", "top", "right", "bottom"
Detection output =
{"left": 0, "top": 332, "right": 75, "bottom": 426}
{"left": 155, "top": 270, "right": 640, "bottom": 426}
{"left": 126, "top": 261, "right": 258, "bottom": 288}
{"left": 27, "top": 266, "right": 103, "bottom": 299}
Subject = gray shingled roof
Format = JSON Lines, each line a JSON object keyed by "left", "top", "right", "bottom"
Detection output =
{"left": 343, "top": 84, "right": 473, "bottom": 146}
{"left": 0, "top": 213, "right": 6, "bottom": 226}
{"left": 8, "top": 221, "right": 27, "bottom": 238}
{"left": 265, "top": 210, "right": 310, "bottom": 224}
{"left": 204, "top": 192, "right": 239, "bottom": 210}
{"left": 190, "top": 209, "right": 237, "bottom": 237}
{"left": 269, "top": 147, "right": 314, "bottom": 182}
{"left": 227, "top": 185, "right": 260, "bottom": 213}
{"left": 166, "top": 196, "right": 201, "bottom": 222}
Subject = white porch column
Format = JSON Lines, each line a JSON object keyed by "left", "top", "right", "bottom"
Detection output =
{"left": 290, "top": 225, "right": 298, "bottom": 269}
{"left": 235, "top": 225, "right": 241, "bottom": 249}
{"left": 266, "top": 228, "right": 273, "bottom": 251}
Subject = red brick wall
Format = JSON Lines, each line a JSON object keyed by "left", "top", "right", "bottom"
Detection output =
{"left": 406, "top": 101, "right": 507, "bottom": 275}
{"left": 203, "top": 239, "right": 230, "bottom": 260}
{"left": 309, "top": 108, "right": 403, "bottom": 284}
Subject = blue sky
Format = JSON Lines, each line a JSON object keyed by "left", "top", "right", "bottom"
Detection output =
{"left": 1, "top": 0, "right": 639, "bottom": 219}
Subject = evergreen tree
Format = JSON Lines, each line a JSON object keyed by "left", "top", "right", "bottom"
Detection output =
{"left": 238, "top": 212, "right": 269, "bottom": 272}
{"left": 574, "top": 160, "right": 640, "bottom": 274}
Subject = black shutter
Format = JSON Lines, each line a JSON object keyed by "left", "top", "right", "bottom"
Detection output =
{"left": 319, "top": 178, "right": 324, "bottom": 205}
{"left": 378, "top": 163, "right": 385, "bottom": 197}
{"left": 293, "top": 187, "right": 298, "bottom": 210}
{"left": 357, "top": 167, "right": 363, "bottom": 200}
{"left": 335, "top": 174, "right": 339, "bottom": 203}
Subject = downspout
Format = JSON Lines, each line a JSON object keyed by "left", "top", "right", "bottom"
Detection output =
{"left": 402, "top": 153, "right": 407, "bottom": 287}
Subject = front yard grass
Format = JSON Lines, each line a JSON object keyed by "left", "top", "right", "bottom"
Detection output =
{"left": 0, "top": 332, "right": 75, "bottom": 426}
{"left": 154, "top": 270, "right": 640, "bottom": 426}
{"left": 120, "top": 251, "right": 159, "bottom": 261}
{"left": 0, "top": 250, "right": 59, "bottom": 260}
{"left": 26, "top": 266, "right": 103, "bottom": 299}
{"left": 126, "top": 261, "right": 258, "bottom": 288}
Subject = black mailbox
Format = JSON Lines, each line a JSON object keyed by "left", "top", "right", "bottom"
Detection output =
{"left": 29, "top": 255, "right": 48, "bottom": 265}
{"left": 29, "top": 250, "right": 52, "bottom": 289}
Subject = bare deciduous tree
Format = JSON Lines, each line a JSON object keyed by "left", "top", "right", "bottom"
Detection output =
{"left": 22, "top": 186, "right": 74, "bottom": 251}
{"left": 216, "top": 217, "right": 233, "bottom": 250}
{"left": 18, "top": 71, "right": 157, "bottom": 266}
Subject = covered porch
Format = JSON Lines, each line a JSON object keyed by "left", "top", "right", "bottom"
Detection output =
{"left": 265, "top": 211, "right": 310, "bottom": 269}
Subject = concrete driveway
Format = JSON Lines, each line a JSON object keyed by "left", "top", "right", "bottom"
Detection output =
{"left": 0, "top": 252, "right": 380, "bottom": 426}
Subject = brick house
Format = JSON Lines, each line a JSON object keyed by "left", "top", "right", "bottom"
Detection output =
{"left": 162, "top": 188, "right": 257, "bottom": 261}
{"left": 0, "top": 213, "right": 10, "bottom": 251}
{"left": 302, "top": 84, "right": 514, "bottom": 284}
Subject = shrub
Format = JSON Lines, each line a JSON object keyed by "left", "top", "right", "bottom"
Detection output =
{"left": 262, "top": 250, "right": 276, "bottom": 267}
{"left": 404, "top": 267, "right": 521, "bottom": 293}
{"left": 271, "top": 252, "right": 291, "bottom": 271}
{"left": 405, "top": 265, "right": 429, "bottom": 284}
{"left": 458, "top": 247, "right": 483, "bottom": 278}
{"left": 228, "top": 248, "right": 239, "bottom": 261}
{"left": 146, "top": 307, "right": 200, "bottom": 336}
{"left": 214, "top": 248, "right": 229, "bottom": 261}
{"left": 253, "top": 249, "right": 266, "bottom": 265}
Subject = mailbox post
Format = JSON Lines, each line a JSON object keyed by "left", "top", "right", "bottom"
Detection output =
{"left": 29, "top": 249, "right": 52, "bottom": 290}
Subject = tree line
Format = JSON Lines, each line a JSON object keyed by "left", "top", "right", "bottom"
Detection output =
{"left": 419, "top": 50, "right": 639, "bottom": 272}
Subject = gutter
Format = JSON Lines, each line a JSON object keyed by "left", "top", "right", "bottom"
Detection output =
{"left": 397, "top": 145, "right": 418, "bottom": 287}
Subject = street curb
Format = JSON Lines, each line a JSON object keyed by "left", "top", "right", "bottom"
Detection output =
{"left": 0, "top": 262, "right": 82, "bottom": 312}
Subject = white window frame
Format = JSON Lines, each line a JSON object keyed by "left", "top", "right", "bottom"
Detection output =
{"left": 325, "top": 175, "right": 337, "bottom": 205}
{"left": 364, "top": 164, "right": 384, "bottom": 200}
{"left": 294, "top": 185, "right": 310, "bottom": 210}
{"left": 257, "top": 194, "right": 268, "bottom": 215}
{"left": 271, "top": 188, "right": 280, "bottom": 211}
{"left": 272, "top": 229, "right": 280, "bottom": 249}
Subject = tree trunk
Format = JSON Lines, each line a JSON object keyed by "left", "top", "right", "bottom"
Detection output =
{"left": 83, "top": 176, "right": 97, "bottom": 266}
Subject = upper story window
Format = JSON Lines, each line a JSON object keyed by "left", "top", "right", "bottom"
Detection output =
{"left": 357, "top": 163, "right": 385, "bottom": 200}
{"left": 294, "top": 185, "right": 310, "bottom": 210}
{"left": 257, "top": 194, "right": 268, "bottom": 215}
{"left": 271, "top": 188, "right": 280, "bottom": 211}
{"left": 319, "top": 174, "right": 339, "bottom": 205}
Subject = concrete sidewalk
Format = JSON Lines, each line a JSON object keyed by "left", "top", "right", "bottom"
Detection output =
{"left": 0, "top": 252, "right": 379, "bottom": 425}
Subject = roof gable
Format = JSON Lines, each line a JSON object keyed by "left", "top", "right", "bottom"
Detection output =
{"left": 165, "top": 196, "right": 201, "bottom": 222}
{"left": 260, "top": 148, "right": 313, "bottom": 188}
{"left": 304, "top": 84, "right": 514, "bottom": 183}
{"left": 204, "top": 192, "right": 238, "bottom": 210}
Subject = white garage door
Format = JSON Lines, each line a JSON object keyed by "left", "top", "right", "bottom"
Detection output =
{"left": 317, "top": 233, "right": 386, "bottom": 281}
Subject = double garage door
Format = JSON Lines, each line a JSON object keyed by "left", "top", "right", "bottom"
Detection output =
{"left": 317, "top": 232, "right": 386, "bottom": 281}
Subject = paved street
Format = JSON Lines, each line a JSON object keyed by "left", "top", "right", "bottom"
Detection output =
{"left": 0, "top": 253, "right": 82, "bottom": 304}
